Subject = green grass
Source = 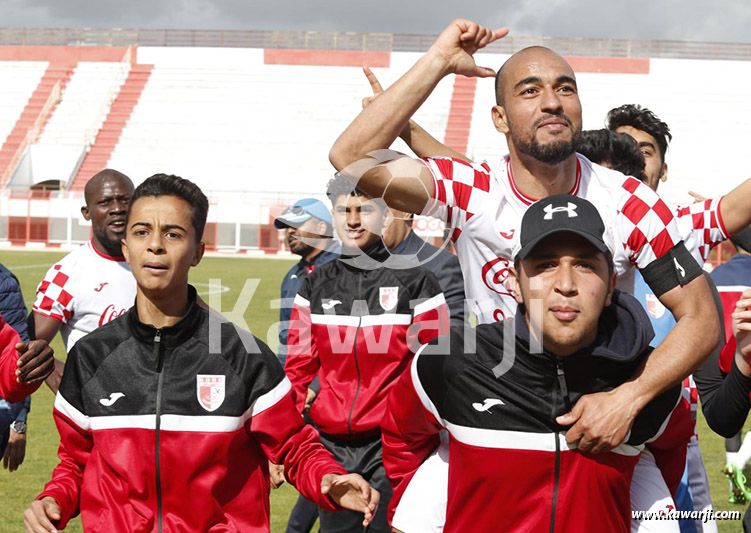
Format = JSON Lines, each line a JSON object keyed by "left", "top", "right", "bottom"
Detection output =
{"left": 0, "top": 250, "right": 748, "bottom": 532}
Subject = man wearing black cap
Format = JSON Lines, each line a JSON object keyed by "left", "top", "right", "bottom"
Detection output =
{"left": 382, "top": 195, "right": 683, "bottom": 533}
{"left": 274, "top": 198, "right": 340, "bottom": 533}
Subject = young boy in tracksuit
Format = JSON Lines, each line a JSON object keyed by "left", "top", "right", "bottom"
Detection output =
{"left": 285, "top": 175, "right": 450, "bottom": 532}
{"left": 24, "top": 174, "right": 378, "bottom": 533}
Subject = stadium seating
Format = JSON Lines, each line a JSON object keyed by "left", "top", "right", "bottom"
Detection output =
{"left": 104, "top": 48, "right": 454, "bottom": 195}
{"left": 0, "top": 61, "right": 47, "bottom": 149}
{"left": 4, "top": 44, "right": 751, "bottom": 251}
{"left": 31, "top": 61, "right": 129, "bottom": 185}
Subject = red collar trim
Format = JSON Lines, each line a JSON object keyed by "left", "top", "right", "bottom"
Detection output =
{"left": 506, "top": 157, "right": 581, "bottom": 206}
{"left": 89, "top": 240, "right": 127, "bottom": 262}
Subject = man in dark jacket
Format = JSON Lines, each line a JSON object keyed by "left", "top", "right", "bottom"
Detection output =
{"left": 285, "top": 175, "right": 450, "bottom": 532}
{"left": 274, "top": 198, "right": 340, "bottom": 533}
{"left": 383, "top": 208, "right": 465, "bottom": 328}
{"left": 24, "top": 174, "right": 379, "bottom": 533}
{"left": 382, "top": 195, "right": 683, "bottom": 533}
{"left": 0, "top": 263, "right": 32, "bottom": 472}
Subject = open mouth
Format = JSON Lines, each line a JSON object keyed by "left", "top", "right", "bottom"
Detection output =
{"left": 108, "top": 220, "right": 126, "bottom": 231}
{"left": 345, "top": 229, "right": 365, "bottom": 240}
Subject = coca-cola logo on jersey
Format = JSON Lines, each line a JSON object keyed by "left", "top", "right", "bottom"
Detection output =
{"left": 481, "top": 258, "right": 514, "bottom": 297}
{"left": 99, "top": 304, "right": 128, "bottom": 327}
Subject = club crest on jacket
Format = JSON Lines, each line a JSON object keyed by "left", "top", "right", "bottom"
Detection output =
{"left": 197, "top": 374, "right": 226, "bottom": 412}
{"left": 379, "top": 287, "right": 398, "bottom": 311}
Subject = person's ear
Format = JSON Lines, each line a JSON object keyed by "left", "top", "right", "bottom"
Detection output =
{"left": 81, "top": 205, "right": 91, "bottom": 221}
{"left": 382, "top": 207, "right": 394, "bottom": 231}
{"left": 604, "top": 271, "right": 617, "bottom": 307}
{"left": 492, "top": 105, "right": 510, "bottom": 134}
{"left": 660, "top": 162, "right": 668, "bottom": 183}
{"left": 511, "top": 266, "right": 524, "bottom": 306}
{"left": 121, "top": 238, "right": 130, "bottom": 264}
{"left": 192, "top": 241, "right": 206, "bottom": 267}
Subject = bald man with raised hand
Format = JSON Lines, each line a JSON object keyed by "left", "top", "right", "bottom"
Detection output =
{"left": 31, "top": 169, "right": 137, "bottom": 394}
{"left": 331, "top": 20, "right": 719, "bottom": 533}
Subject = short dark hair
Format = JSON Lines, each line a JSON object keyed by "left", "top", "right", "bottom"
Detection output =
{"left": 127, "top": 174, "right": 208, "bottom": 242}
{"left": 606, "top": 104, "right": 672, "bottom": 164}
{"left": 577, "top": 129, "right": 647, "bottom": 181}
{"left": 326, "top": 173, "right": 370, "bottom": 207}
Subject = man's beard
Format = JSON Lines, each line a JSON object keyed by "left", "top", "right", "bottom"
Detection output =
{"left": 94, "top": 228, "right": 124, "bottom": 257}
{"left": 511, "top": 115, "right": 582, "bottom": 165}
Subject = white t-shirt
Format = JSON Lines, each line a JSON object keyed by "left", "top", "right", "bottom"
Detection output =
{"left": 33, "top": 241, "right": 137, "bottom": 351}
{"left": 421, "top": 153, "right": 709, "bottom": 323}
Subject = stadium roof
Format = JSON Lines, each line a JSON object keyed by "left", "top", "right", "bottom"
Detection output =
{"left": 1, "top": 27, "right": 751, "bottom": 61}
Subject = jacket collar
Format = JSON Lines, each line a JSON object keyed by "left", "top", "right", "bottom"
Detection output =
{"left": 513, "top": 289, "right": 654, "bottom": 362}
{"left": 128, "top": 285, "right": 203, "bottom": 347}
{"left": 338, "top": 239, "right": 391, "bottom": 271}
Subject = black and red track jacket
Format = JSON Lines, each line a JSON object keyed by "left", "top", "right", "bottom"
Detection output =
{"left": 382, "top": 290, "right": 683, "bottom": 533}
{"left": 0, "top": 313, "right": 39, "bottom": 403}
{"left": 39, "top": 286, "right": 347, "bottom": 532}
{"left": 285, "top": 245, "right": 450, "bottom": 438}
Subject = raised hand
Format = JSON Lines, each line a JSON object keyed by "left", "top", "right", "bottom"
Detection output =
{"left": 361, "top": 66, "right": 384, "bottom": 109}
{"left": 428, "top": 19, "right": 509, "bottom": 78}
{"left": 15, "top": 340, "right": 54, "bottom": 385}
{"left": 321, "top": 472, "right": 380, "bottom": 527}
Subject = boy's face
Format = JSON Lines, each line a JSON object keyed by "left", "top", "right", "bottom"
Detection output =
{"left": 122, "top": 195, "right": 204, "bottom": 297}
{"left": 332, "top": 193, "right": 391, "bottom": 252}
{"left": 512, "top": 233, "right": 616, "bottom": 356}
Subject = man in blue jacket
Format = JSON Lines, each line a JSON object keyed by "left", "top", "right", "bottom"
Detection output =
{"left": 0, "top": 262, "right": 32, "bottom": 472}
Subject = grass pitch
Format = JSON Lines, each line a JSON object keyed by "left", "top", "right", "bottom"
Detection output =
{"left": 0, "top": 250, "right": 748, "bottom": 532}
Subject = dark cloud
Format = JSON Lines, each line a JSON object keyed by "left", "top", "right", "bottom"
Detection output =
{"left": 1, "top": 0, "right": 750, "bottom": 43}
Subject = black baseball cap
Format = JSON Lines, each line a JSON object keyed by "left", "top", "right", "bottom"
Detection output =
{"left": 513, "top": 194, "right": 614, "bottom": 261}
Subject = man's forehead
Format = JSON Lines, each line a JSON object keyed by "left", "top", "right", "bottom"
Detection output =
{"left": 502, "top": 48, "right": 575, "bottom": 86}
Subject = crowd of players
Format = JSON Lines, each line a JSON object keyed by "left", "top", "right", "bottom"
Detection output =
{"left": 2, "top": 17, "right": 751, "bottom": 533}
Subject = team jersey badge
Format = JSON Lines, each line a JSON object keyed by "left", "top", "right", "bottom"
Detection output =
{"left": 379, "top": 287, "right": 398, "bottom": 311}
{"left": 197, "top": 374, "right": 226, "bottom": 412}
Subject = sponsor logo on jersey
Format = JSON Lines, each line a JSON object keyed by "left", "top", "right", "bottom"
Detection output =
{"left": 98, "top": 304, "right": 129, "bottom": 327}
{"left": 481, "top": 258, "right": 514, "bottom": 297}
{"left": 379, "top": 287, "right": 398, "bottom": 311}
{"left": 322, "top": 299, "right": 342, "bottom": 310}
{"left": 99, "top": 392, "right": 125, "bottom": 406}
{"left": 472, "top": 398, "right": 505, "bottom": 412}
{"left": 94, "top": 282, "right": 109, "bottom": 292}
{"left": 197, "top": 375, "right": 226, "bottom": 412}
{"left": 499, "top": 229, "right": 515, "bottom": 240}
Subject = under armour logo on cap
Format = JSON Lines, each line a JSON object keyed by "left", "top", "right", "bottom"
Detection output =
{"left": 543, "top": 202, "right": 578, "bottom": 220}
{"left": 513, "top": 194, "right": 613, "bottom": 261}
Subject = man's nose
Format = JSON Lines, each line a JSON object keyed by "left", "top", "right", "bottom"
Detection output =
{"left": 540, "top": 88, "right": 563, "bottom": 114}
{"left": 554, "top": 264, "right": 576, "bottom": 294}
{"left": 346, "top": 210, "right": 360, "bottom": 226}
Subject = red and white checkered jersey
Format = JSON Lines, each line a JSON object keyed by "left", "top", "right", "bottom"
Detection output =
{"left": 674, "top": 197, "right": 729, "bottom": 265}
{"left": 421, "top": 154, "right": 685, "bottom": 324}
{"left": 33, "top": 241, "right": 136, "bottom": 351}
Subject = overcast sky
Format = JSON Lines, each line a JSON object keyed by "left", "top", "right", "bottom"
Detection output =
{"left": 2, "top": 0, "right": 751, "bottom": 44}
